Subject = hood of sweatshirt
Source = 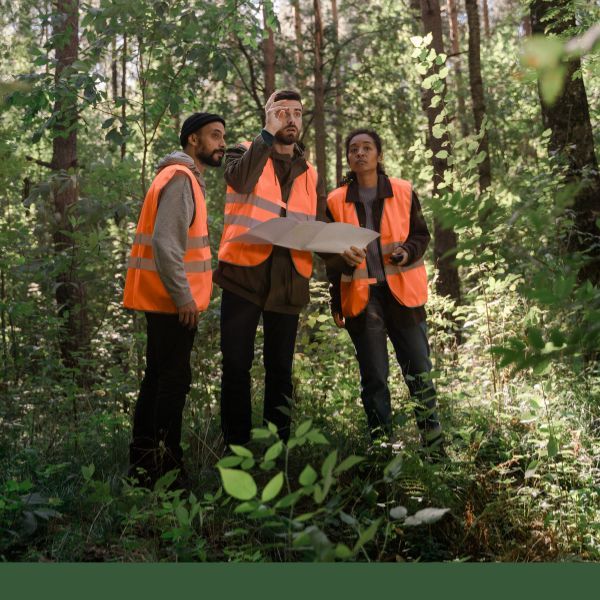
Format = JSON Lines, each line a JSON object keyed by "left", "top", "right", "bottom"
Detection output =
{"left": 156, "top": 151, "right": 205, "bottom": 192}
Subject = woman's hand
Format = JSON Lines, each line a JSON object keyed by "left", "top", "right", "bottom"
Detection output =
{"left": 341, "top": 246, "right": 366, "bottom": 268}
{"left": 391, "top": 247, "right": 409, "bottom": 266}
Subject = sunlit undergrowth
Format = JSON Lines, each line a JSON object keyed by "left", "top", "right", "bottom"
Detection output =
{"left": 2, "top": 278, "right": 598, "bottom": 563}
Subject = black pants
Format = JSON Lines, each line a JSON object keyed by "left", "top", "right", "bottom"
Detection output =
{"left": 130, "top": 312, "right": 196, "bottom": 477}
{"left": 345, "top": 285, "right": 441, "bottom": 442}
{"left": 220, "top": 289, "right": 299, "bottom": 444}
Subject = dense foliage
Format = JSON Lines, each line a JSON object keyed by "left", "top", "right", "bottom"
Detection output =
{"left": 0, "top": 0, "right": 598, "bottom": 561}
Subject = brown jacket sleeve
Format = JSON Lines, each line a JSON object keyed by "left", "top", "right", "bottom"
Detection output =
{"left": 224, "top": 134, "right": 272, "bottom": 193}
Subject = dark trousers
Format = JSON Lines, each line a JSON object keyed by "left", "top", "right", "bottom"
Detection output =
{"left": 130, "top": 312, "right": 196, "bottom": 477}
{"left": 220, "top": 289, "right": 299, "bottom": 445}
{"left": 345, "top": 285, "right": 441, "bottom": 441}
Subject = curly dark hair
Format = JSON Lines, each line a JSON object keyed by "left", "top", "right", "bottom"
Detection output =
{"left": 339, "top": 128, "right": 386, "bottom": 186}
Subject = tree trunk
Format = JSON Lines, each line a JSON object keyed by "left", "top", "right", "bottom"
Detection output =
{"left": 292, "top": 0, "right": 304, "bottom": 88}
{"left": 51, "top": 0, "right": 88, "bottom": 370}
{"left": 121, "top": 32, "right": 127, "bottom": 160}
{"left": 446, "top": 0, "right": 469, "bottom": 136}
{"left": 522, "top": 15, "right": 532, "bottom": 37}
{"left": 531, "top": 0, "right": 600, "bottom": 285}
{"left": 332, "top": 0, "right": 343, "bottom": 185}
{"left": 313, "top": 0, "right": 327, "bottom": 189}
{"left": 262, "top": 1, "right": 275, "bottom": 100}
{"left": 466, "top": 0, "right": 492, "bottom": 191}
{"left": 482, "top": 0, "right": 490, "bottom": 38}
{"left": 419, "top": 0, "right": 462, "bottom": 307}
{"left": 111, "top": 38, "right": 118, "bottom": 101}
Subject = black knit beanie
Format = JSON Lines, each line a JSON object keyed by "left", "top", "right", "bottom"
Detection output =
{"left": 180, "top": 112, "right": 226, "bottom": 147}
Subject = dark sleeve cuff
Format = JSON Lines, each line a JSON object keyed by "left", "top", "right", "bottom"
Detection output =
{"left": 261, "top": 129, "right": 274, "bottom": 146}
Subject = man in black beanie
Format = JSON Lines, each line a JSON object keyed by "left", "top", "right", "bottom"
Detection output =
{"left": 125, "top": 112, "right": 225, "bottom": 489}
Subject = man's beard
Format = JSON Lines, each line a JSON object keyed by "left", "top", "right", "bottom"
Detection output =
{"left": 274, "top": 128, "right": 298, "bottom": 145}
{"left": 197, "top": 149, "right": 223, "bottom": 167}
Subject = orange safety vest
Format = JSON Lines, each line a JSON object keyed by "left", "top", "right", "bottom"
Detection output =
{"left": 123, "top": 164, "right": 212, "bottom": 313}
{"left": 217, "top": 142, "right": 317, "bottom": 278}
{"left": 326, "top": 177, "right": 428, "bottom": 317}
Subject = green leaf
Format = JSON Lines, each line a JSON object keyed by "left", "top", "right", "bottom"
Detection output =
{"left": 353, "top": 518, "right": 381, "bottom": 553}
{"left": 540, "top": 65, "right": 567, "bottom": 105}
{"left": 410, "top": 36, "right": 422, "bottom": 48}
{"left": 240, "top": 457, "right": 255, "bottom": 470}
{"left": 299, "top": 464, "right": 318, "bottom": 486}
{"left": 306, "top": 431, "right": 329, "bottom": 445}
{"left": 533, "top": 357, "right": 551, "bottom": 375}
{"left": 251, "top": 427, "right": 273, "bottom": 440}
{"left": 105, "top": 129, "right": 124, "bottom": 145}
{"left": 435, "top": 150, "right": 448, "bottom": 159}
{"left": 522, "top": 35, "right": 564, "bottom": 70}
{"left": 261, "top": 472, "right": 284, "bottom": 502}
{"left": 264, "top": 440, "right": 284, "bottom": 462}
{"left": 81, "top": 464, "right": 95, "bottom": 481}
{"left": 432, "top": 124, "right": 445, "bottom": 139}
{"left": 216, "top": 455, "right": 244, "bottom": 468}
{"left": 547, "top": 435, "right": 559, "bottom": 458}
{"left": 335, "top": 543, "right": 354, "bottom": 559}
{"left": 334, "top": 455, "right": 365, "bottom": 475}
{"left": 321, "top": 450, "right": 338, "bottom": 478}
{"left": 229, "top": 445, "right": 253, "bottom": 458}
{"left": 295, "top": 419, "right": 312, "bottom": 437}
{"left": 383, "top": 455, "right": 403, "bottom": 480}
{"left": 175, "top": 505, "right": 189, "bottom": 526}
{"left": 218, "top": 468, "right": 257, "bottom": 500}
{"left": 275, "top": 489, "right": 302, "bottom": 509}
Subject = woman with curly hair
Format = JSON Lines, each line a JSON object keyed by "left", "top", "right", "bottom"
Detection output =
{"left": 326, "top": 129, "right": 445, "bottom": 456}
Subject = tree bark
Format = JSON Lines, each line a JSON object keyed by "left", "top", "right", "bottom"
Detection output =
{"left": 419, "top": 0, "right": 462, "bottom": 307}
{"left": 482, "top": 0, "right": 490, "bottom": 38}
{"left": 262, "top": 1, "right": 275, "bottom": 100}
{"left": 531, "top": 0, "right": 600, "bottom": 285}
{"left": 466, "top": 0, "right": 492, "bottom": 191}
{"left": 332, "top": 0, "right": 343, "bottom": 185}
{"left": 447, "top": 0, "right": 469, "bottom": 136}
{"left": 313, "top": 0, "right": 327, "bottom": 189}
{"left": 292, "top": 0, "right": 304, "bottom": 88}
{"left": 121, "top": 32, "right": 127, "bottom": 159}
{"left": 51, "top": 0, "right": 88, "bottom": 370}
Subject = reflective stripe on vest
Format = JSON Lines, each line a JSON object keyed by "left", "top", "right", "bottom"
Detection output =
{"left": 327, "top": 178, "right": 428, "bottom": 317}
{"left": 218, "top": 141, "right": 317, "bottom": 278}
{"left": 122, "top": 164, "right": 213, "bottom": 313}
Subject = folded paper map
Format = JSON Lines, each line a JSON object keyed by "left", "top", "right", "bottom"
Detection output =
{"left": 228, "top": 217, "right": 380, "bottom": 254}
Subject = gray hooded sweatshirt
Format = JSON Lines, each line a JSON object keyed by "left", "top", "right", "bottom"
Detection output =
{"left": 152, "top": 151, "right": 206, "bottom": 308}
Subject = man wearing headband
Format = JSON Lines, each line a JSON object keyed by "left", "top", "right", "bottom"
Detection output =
{"left": 124, "top": 112, "right": 226, "bottom": 488}
{"left": 215, "top": 90, "right": 326, "bottom": 446}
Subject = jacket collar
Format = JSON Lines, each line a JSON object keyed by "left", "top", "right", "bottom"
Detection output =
{"left": 345, "top": 173, "right": 392, "bottom": 203}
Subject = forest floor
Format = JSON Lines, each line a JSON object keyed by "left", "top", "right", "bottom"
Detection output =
{"left": 1, "top": 290, "right": 599, "bottom": 562}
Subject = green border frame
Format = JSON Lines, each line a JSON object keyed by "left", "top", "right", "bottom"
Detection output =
{"left": 2, "top": 564, "right": 599, "bottom": 599}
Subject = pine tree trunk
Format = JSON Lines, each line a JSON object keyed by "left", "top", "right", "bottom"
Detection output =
{"left": 482, "top": 0, "right": 491, "bottom": 38}
{"left": 332, "top": 0, "right": 343, "bottom": 185}
{"left": 313, "top": 0, "right": 327, "bottom": 189}
{"left": 466, "top": 0, "right": 492, "bottom": 191}
{"left": 262, "top": 2, "right": 275, "bottom": 100}
{"left": 51, "top": 0, "right": 88, "bottom": 371}
{"left": 121, "top": 33, "right": 127, "bottom": 160}
{"left": 419, "top": 0, "right": 462, "bottom": 307}
{"left": 531, "top": 0, "right": 600, "bottom": 284}
{"left": 447, "top": 0, "right": 469, "bottom": 136}
{"left": 292, "top": 0, "right": 305, "bottom": 88}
